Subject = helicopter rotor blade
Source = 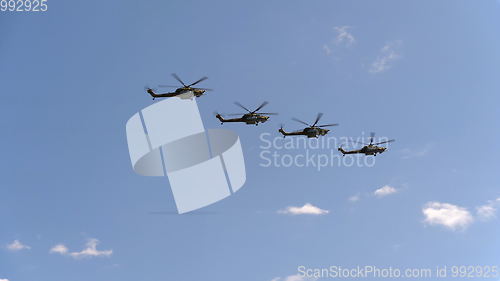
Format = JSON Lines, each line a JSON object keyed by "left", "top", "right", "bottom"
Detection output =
{"left": 259, "top": 112, "right": 278, "bottom": 115}
{"left": 369, "top": 132, "right": 375, "bottom": 144}
{"left": 373, "top": 139, "right": 395, "bottom": 145}
{"left": 158, "top": 85, "right": 179, "bottom": 88}
{"left": 292, "top": 118, "right": 310, "bottom": 127}
{"left": 252, "top": 101, "right": 269, "bottom": 113}
{"left": 349, "top": 140, "right": 370, "bottom": 146}
{"left": 171, "top": 73, "right": 187, "bottom": 87}
{"left": 234, "top": 102, "right": 252, "bottom": 113}
{"left": 223, "top": 113, "right": 246, "bottom": 116}
{"left": 318, "top": 123, "right": 339, "bottom": 127}
{"left": 312, "top": 113, "right": 324, "bottom": 127}
{"left": 188, "top": 76, "right": 208, "bottom": 87}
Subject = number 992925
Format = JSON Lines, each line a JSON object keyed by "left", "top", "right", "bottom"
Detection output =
{"left": 1, "top": 0, "right": 48, "bottom": 12}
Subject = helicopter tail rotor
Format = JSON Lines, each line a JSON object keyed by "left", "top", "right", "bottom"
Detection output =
{"left": 214, "top": 112, "right": 225, "bottom": 123}
{"left": 278, "top": 124, "right": 287, "bottom": 138}
{"left": 338, "top": 145, "right": 347, "bottom": 156}
{"left": 144, "top": 86, "right": 158, "bottom": 100}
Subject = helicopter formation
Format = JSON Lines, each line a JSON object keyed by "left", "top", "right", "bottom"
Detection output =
{"left": 145, "top": 74, "right": 395, "bottom": 156}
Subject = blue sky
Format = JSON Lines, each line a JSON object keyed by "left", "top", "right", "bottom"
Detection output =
{"left": 1, "top": 1, "right": 500, "bottom": 280}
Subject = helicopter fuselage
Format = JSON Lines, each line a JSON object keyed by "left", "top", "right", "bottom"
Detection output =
{"left": 279, "top": 127, "right": 330, "bottom": 138}
{"left": 216, "top": 113, "right": 269, "bottom": 125}
{"left": 174, "top": 87, "right": 206, "bottom": 97}
{"left": 339, "top": 145, "right": 387, "bottom": 156}
{"left": 303, "top": 127, "right": 329, "bottom": 138}
{"left": 360, "top": 145, "right": 387, "bottom": 155}
{"left": 147, "top": 88, "right": 206, "bottom": 100}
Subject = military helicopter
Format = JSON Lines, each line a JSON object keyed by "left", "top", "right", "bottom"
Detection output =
{"left": 145, "top": 73, "right": 212, "bottom": 100}
{"left": 216, "top": 102, "right": 277, "bottom": 125}
{"left": 278, "top": 113, "right": 338, "bottom": 138}
{"left": 338, "top": 132, "right": 395, "bottom": 156}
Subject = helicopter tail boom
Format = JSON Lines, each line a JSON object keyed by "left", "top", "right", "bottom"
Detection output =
{"left": 338, "top": 147, "right": 357, "bottom": 155}
{"left": 278, "top": 127, "right": 301, "bottom": 137}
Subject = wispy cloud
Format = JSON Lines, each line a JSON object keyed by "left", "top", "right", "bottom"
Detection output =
{"left": 476, "top": 198, "right": 500, "bottom": 221}
{"left": 272, "top": 274, "right": 318, "bottom": 281}
{"left": 49, "top": 244, "right": 69, "bottom": 255}
{"left": 323, "top": 25, "right": 355, "bottom": 56}
{"left": 322, "top": 44, "right": 332, "bottom": 56}
{"left": 50, "top": 238, "right": 112, "bottom": 259}
{"left": 278, "top": 203, "right": 329, "bottom": 215}
{"left": 374, "top": 185, "right": 398, "bottom": 197}
{"left": 6, "top": 240, "right": 31, "bottom": 251}
{"left": 400, "top": 143, "right": 434, "bottom": 159}
{"left": 422, "top": 202, "right": 473, "bottom": 230}
{"left": 348, "top": 193, "right": 361, "bottom": 202}
{"left": 0, "top": 278, "right": 9, "bottom": 281}
{"left": 369, "top": 40, "right": 402, "bottom": 73}
{"left": 333, "top": 26, "right": 355, "bottom": 46}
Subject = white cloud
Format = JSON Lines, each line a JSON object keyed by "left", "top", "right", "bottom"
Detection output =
{"left": 278, "top": 203, "right": 329, "bottom": 215}
{"left": 50, "top": 244, "right": 69, "bottom": 255}
{"left": 0, "top": 278, "right": 9, "bottom": 281}
{"left": 333, "top": 26, "right": 355, "bottom": 46}
{"left": 50, "top": 239, "right": 112, "bottom": 259}
{"left": 476, "top": 198, "right": 500, "bottom": 221}
{"left": 477, "top": 205, "right": 496, "bottom": 220}
{"left": 6, "top": 240, "right": 31, "bottom": 251}
{"left": 369, "top": 40, "right": 402, "bottom": 73}
{"left": 374, "top": 185, "right": 397, "bottom": 197}
{"left": 422, "top": 202, "right": 474, "bottom": 230}
{"left": 69, "top": 239, "right": 112, "bottom": 259}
